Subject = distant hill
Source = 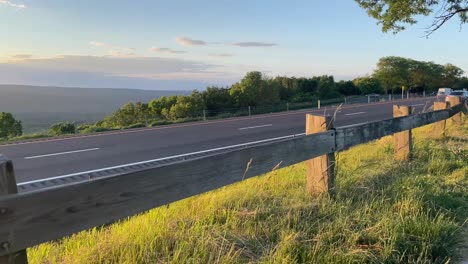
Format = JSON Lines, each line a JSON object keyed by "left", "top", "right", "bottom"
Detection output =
{"left": 0, "top": 85, "right": 190, "bottom": 133}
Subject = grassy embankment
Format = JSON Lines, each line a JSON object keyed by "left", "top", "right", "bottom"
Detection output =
{"left": 28, "top": 117, "right": 467, "bottom": 263}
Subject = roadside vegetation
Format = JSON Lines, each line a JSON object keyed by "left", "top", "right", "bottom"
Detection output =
{"left": 1, "top": 56, "right": 467, "bottom": 143}
{"left": 27, "top": 118, "right": 467, "bottom": 263}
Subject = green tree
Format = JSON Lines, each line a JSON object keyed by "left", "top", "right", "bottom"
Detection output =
{"left": 353, "top": 77, "right": 384, "bottom": 94}
{"left": 134, "top": 102, "right": 150, "bottom": 126}
{"left": 169, "top": 91, "right": 205, "bottom": 119}
{"left": 50, "top": 122, "right": 76, "bottom": 136}
{"left": 453, "top": 77, "right": 468, "bottom": 89}
{"left": 275, "top": 76, "right": 318, "bottom": 102}
{"left": 0, "top": 112, "right": 22, "bottom": 138}
{"left": 230, "top": 71, "right": 263, "bottom": 107}
{"left": 355, "top": 0, "right": 468, "bottom": 35}
{"left": 229, "top": 71, "right": 280, "bottom": 107}
{"left": 373, "top": 56, "right": 411, "bottom": 94}
{"left": 424, "top": 62, "right": 444, "bottom": 90}
{"left": 317, "top": 75, "right": 337, "bottom": 99}
{"left": 260, "top": 77, "right": 281, "bottom": 105}
{"left": 105, "top": 102, "right": 149, "bottom": 127}
{"left": 441, "top": 63, "right": 465, "bottom": 87}
{"left": 113, "top": 102, "right": 136, "bottom": 127}
{"left": 373, "top": 56, "right": 464, "bottom": 93}
{"left": 275, "top": 76, "right": 292, "bottom": 101}
{"left": 149, "top": 96, "right": 177, "bottom": 118}
{"left": 202, "top": 86, "right": 234, "bottom": 111}
{"left": 408, "top": 61, "right": 444, "bottom": 92}
{"left": 336, "top": 80, "right": 360, "bottom": 96}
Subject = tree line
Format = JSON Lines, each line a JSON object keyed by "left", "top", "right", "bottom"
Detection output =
{"left": 0, "top": 56, "right": 466, "bottom": 139}
{"left": 374, "top": 56, "right": 467, "bottom": 94}
{"left": 101, "top": 56, "right": 466, "bottom": 128}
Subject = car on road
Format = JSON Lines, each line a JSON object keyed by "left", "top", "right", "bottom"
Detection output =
{"left": 366, "top": 93, "right": 381, "bottom": 103}
{"left": 445, "top": 90, "right": 468, "bottom": 102}
{"left": 437, "top": 87, "right": 453, "bottom": 100}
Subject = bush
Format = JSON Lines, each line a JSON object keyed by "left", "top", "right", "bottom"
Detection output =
{"left": 288, "top": 101, "right": 315, "bottom": 110}
{"left": 150, "top": 120, "right": 171, "bottom": 127}
{"left": 209, "top": 112, "right": 242, "bottom": 120}
{"left": 321, "top": 97, "right": 345, "bottom": 106}
{"left": 50, "top": 122, "right": 76, "bottom": 136}
{"left": 0, "top": 112, "right": 22, "bottom": 138}
{"left": 77, "top": 124, "right": 92, "bottom": 131}
{"left": 173, "top": 117, "right": 202, "bottom": 124}
{"left": 80, "top": 126, "right": 118, "bottom": 134}
{"left": 0, "top": 133, "right": 51, "bottom": 143}
{"left": 124, "top": 123, "right": 146, "bottom": 129}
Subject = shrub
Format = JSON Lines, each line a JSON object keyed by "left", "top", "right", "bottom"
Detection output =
{"left": 80, "top": 126, "right": 118, "bottom": 134}
{"left": 0, "top": 133, "right": 50, "bottom": 142}
{"left": 0, "top": 112, "right": 22, "bottom": 138}
{"left": 49, "top": 122, "right": 76, "bottom": 136}
{"left": 124, "top": 123, "right": 146, "bottom": 129}
{"left": 150, "top": 120, "right": 171, "bottom": 127}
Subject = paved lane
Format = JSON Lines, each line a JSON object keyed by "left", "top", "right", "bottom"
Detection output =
{"left": 0, "top": 97, "right": 434, "bottom": 183}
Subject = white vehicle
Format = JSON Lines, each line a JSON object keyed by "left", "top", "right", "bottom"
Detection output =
{"left": 445, "top": 90, "right": 468, "bottom": 102}
{"left": 437, "top": 88, "right": 453, "bottom": 100}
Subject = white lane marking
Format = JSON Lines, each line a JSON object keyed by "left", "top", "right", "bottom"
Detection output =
{"left": 344, "top": 112, "right": 366, "bottom": 116}
{"left": 238, "top": 124, "right": 273, "bottom": 130}
{"left": 411, "top": 104, "right": 425, "bottom": 107}
{"left": 24, "top": 148, "right": 100, "bottom": 160}
{"left": 17, "top": 133, "right": 306, "bottom": 186}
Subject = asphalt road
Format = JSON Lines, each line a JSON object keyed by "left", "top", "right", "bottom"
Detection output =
{"left": 0, "top": 97, "right": 435, "bottom": 184}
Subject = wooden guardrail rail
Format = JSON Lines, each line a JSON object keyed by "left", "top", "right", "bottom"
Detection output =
{"left": 0, "top": 101, "right": 465, "bottom": 263}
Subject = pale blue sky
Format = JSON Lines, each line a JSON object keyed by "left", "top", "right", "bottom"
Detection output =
{"left": 1, "top": 0, "right": 467, "bottom": 90}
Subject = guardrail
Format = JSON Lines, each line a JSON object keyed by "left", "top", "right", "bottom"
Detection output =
{"left": 0, "top": 99, "right": 466, "bottom": 263}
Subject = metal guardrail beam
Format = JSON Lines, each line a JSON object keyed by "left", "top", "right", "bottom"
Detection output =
{"left": 335, "top": 103, "right": 463, "bottom": 151}
{"left": 16, "top": 134, "right": 307, "bottom": 193}
{"left": 0, "top": 131, "right": 335, "bottom": 255}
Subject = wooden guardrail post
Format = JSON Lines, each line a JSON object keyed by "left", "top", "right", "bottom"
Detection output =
{"left": 0, "top": 155, "right": 28, "bottom": 264}
{"left": 393, "top": 105, "right": 412, "bottom": 161}
{"left": 305, "top": 114, "right": 335, "bottom": 195}
{"left": 447, "top": 97, "right": 462, "bottom": 125}
{"left": 432, "top": 102, "right": 449, "bottom": 138}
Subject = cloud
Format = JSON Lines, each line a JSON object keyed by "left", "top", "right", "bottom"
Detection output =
{"left": 176, "top": 37, "right": 207, "bottom": 46}
{"left": 0, "top": 0, "right": 26, "bottom": 8}
{"left": 0, "top": 55, "right": 238, "bottom": 89}
{"left": 208, "top": 53, "right": 233, "bottom": 57}
{"left": 0, "top": 55, "right": 224, "bottom": 80}
{"left": 108, "top": 50, "right": 136, "bottom": 58}
{"left": 0, "top": 65, "right": 220, "bottom": 90}
{"left": 9, "top": 54, "right": 33, "bottom": 59}
{"left": 149, "top": 47, "right": 186, "bottom": 54}
{"left": 233, "top": 42, "right": 277, "bottom": 47}
{"left": 89, "top": 41, "right": 106, "bottom": 47}
{"left": 89, "top": 41, "right": 137, "bottom": 57}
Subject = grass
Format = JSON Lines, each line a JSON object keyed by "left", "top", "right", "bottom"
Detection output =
{"left": 28, "top": 118, "right": 467, "bottom": 263}
{"left": 0, "top": 133, "right": 52, "bottom": 143}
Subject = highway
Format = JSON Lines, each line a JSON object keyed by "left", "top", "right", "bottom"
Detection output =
{"left": 0, "top": 97, "right": 435, "bottom": 186}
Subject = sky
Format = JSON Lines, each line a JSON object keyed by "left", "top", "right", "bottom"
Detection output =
{"left": 0, "top": 0, "right": 467, "bottom": 90}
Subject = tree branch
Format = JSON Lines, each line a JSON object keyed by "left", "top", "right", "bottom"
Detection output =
{"left": 425, "top": 8, "right": 468, "bottom": 37}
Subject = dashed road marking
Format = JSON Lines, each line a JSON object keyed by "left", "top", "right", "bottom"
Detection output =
{"left": 24, "top": 148, "right": 100, "bottom": 160}
{"left": 239, "top": 124, "right": 273, "bottom": 130}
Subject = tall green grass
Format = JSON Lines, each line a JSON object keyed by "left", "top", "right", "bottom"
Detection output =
{"left": 28, "top": 119, "right": 467, "bottom": 263}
